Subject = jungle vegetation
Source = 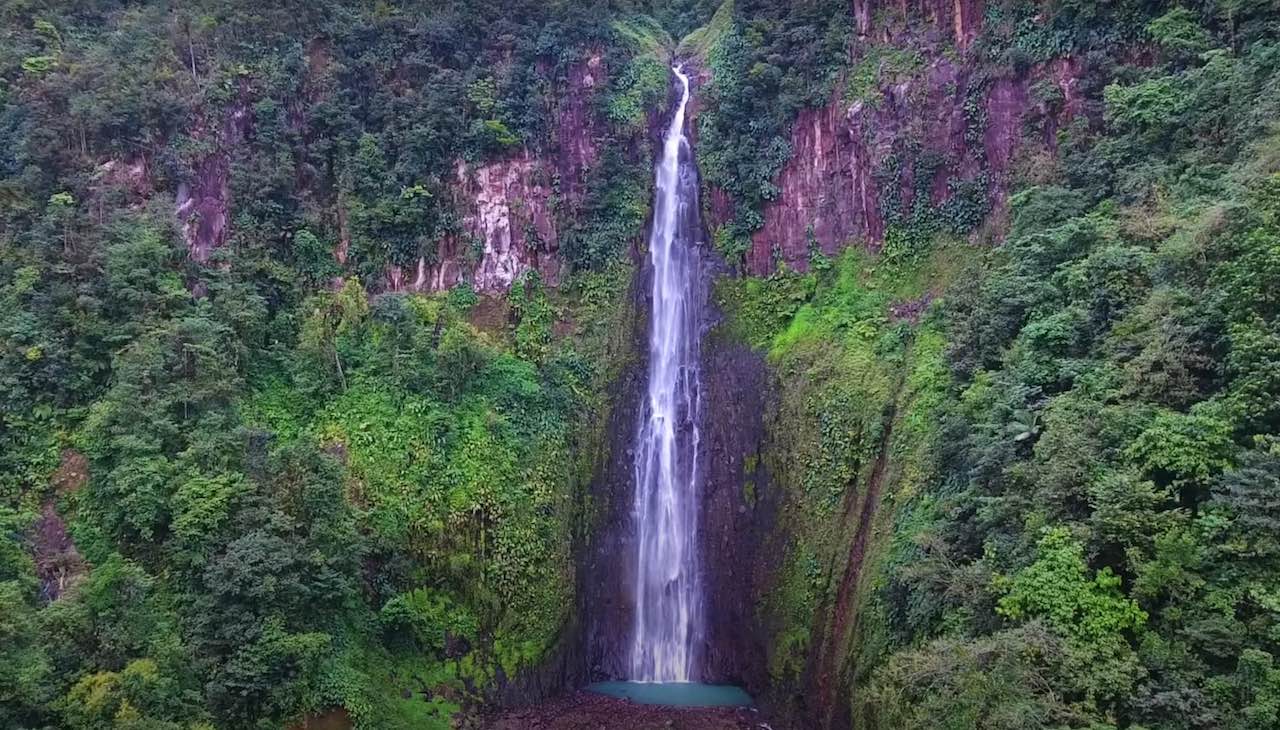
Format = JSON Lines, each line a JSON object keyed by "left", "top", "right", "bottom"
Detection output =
{"left": 2, "top": 1, "right": 1280, "bottom": 729}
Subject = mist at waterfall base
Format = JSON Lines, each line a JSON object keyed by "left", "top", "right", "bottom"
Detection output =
{"left": 587, "top": 65, "right": 753, "bottom": 710}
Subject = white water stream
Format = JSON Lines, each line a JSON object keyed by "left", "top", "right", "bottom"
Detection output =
{"left": 630, "top": 65, "right": 704, "bottom": 683}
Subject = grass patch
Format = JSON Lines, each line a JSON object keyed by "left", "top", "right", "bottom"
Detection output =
{"left": 679, "top": 0, "right": 734, "bottom": 60}
{"left": 608, "top": 16, "right": 673, "bottom": 134}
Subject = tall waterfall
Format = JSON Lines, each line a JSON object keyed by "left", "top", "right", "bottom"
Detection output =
{"left": 630, "top": 65, "right": 705, "bottom": 683}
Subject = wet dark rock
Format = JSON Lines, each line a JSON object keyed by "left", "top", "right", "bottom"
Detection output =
{"left": 698, "top": 337, "right": 773, "bottom": 693}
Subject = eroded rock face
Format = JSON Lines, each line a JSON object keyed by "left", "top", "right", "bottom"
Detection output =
{"left": 389, "top": 153, "right": 560, "bottom": 295}
{"left": 461, "top": 153, "right": 561, "bottom": 292}
{"left": 31, "top": 503, "right": 86, "bottom": 602}
{"left": 744, "top": 55, "right": 1083, "bottom": 275}
{"left": 176, "top": 98, "right": 250, "bottom": 264}
{"left": 163, "top": 48, "right": 605, "bottom": 296}
{"left": 555, "top": 51, "right": 606, "bottom": 208}
{"left": 852, "top": 0, "right": 985, "bottom": 48}
{"left": 746, "top": 100, "right": 886, "bottom": 273}
{"left": 388, "top": 52, "right": 606, "bottom": 295}
{"left": 95, "top": 157, "right": 152, "bottom": 204}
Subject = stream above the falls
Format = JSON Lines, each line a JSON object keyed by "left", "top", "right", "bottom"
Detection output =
{"left": 585, "top": 682, "right": 754, "bottom": 708}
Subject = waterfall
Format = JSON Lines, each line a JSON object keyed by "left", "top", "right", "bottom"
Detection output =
{"left": 630, "top": 65, "right": 705, "bottom": 683}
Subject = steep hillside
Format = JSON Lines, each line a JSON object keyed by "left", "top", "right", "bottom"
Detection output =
{"left": 682, "top": 1, "right": 1280, "bottom": 729}
{"left": 0, "top": 2, "right": 662, "bottom": 727}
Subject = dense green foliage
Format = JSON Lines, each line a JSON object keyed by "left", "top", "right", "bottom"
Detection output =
{"left": 707, "top": 2, "right": 1280, "bottom": 729}
{"left": 7, "top": 0, "right": 1280, "bottom": 729}
{"left": 861, "top": 7, "right": 1280, "bottom": 724}
{"left": 0, "top": 2, "right": 646, "bottom": 728}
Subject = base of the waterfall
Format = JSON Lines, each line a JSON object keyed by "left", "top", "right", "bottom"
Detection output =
{"left": 485, "top": 688, "right": 762, "bottom": 729}
{"left": 585, "top": 681, "right": 753, "bottom": 708}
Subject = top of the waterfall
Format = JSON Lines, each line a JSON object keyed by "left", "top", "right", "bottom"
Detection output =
{"left": 665, "top": 66, "right": 691, "bottom": 145}
{"left": 672, "top": 64, "right": 689, "bottom": 87}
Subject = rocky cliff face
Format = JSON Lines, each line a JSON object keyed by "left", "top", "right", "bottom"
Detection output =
{"left": 555, "top": 53, "right": 607, "bottom": 208}
{"left": 390, "top": 52, "right": 608, "bottom": 295}
{"left": 685, "top": 0, "right": 1091, "bottom": 276}
{"left": 390, "top": 152, "right": 562, "bottom": 294}
{"left": 176, "top": 95, "right": 251, "bottom": 266}
{"left": 149, "top": 3, "right": 1089, "bottom": 297}
{"left": 166, "top": 51, "right": 609, "bottom": 296}
{"left": 852, "top": 0, "right": 984, "bottom": 48}
{"left": 742, "top": 53, "right": 1083, "bottom": 274}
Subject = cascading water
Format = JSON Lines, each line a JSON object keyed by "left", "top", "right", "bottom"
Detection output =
{"left": 629, "top": 64, "right": 705, "bottom": 684}
{"left": 586, "top": 61, "right": 754, "bottom": 710}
